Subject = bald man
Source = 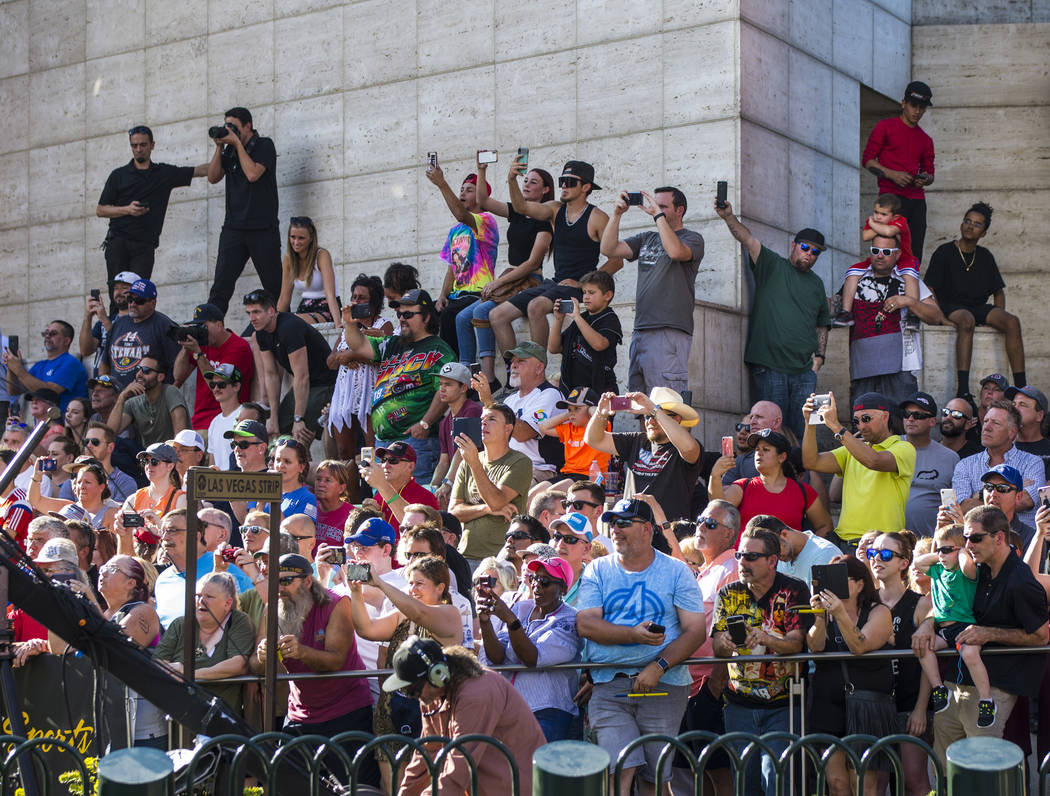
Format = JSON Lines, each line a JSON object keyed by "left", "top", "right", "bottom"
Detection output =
{"left": 722, "top": 401, "right": 831, "bottom": 511}
{"left": 280, "top": 513, "right": 318, "bottom": 562}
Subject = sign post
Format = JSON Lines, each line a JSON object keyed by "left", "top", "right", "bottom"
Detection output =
{"left": 185, "top": 467, "right": 283, "bottom": 730}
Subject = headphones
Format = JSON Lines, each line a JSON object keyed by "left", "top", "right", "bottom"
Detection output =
{"left": 406, "top": 635, "right": 450, "bottom": 688}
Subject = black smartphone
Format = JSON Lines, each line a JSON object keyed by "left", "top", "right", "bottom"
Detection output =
{"left": 477, "top": 575, "right": 497, "bottom": 589}
{"left": 517, "top": 147, "right": 529, "bottom": 166}
{"left": 625, "top": 192, "right": 644, "bottom": 206}
{"left": 90, "top": 289, "right": 101, "bottom": 301}
{"left": 8, "top": 335, "right": 17, "bottom": 356}
{"left": 726, "top": 614, "right": 748, "bottom": 645}
{"left": 452, "top": 416, "right": 483, "bottom": 448}
{"left": 716, "top": 180, "right": 728, "bottom": 208}
{"left": 350, "top": 303, "right": 371, "bottom": 320}
{"left": 469, "top": 362, "right": 483, "bottom": 378}
{"left": 648, "top": 622, "right": 665, "bottom": 634}
{"left": 811, "top": 562, "right": 850, "bottom": 600}
{"left": 325, "top": 547, "right": 347, "bottom": 565}
{"left": 122, "top": 512, "right": 145, "bottom": 528}
{"left": 345, "top": 562, "right": 371, "bottom": 582}
{"left": 38, "top": 458, "right": 56, "bottom": 472}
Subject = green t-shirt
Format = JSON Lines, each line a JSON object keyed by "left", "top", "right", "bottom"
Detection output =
{"left": 368, "top": 334, "right": 455, "bottom": 441}
{"left": 453, "top": 449, "right": 533, "bottom": 560}
{"left": 744, "top": 245, "right": 830, "bottom": 374}
{"left": 927, "top": 561, "right": 977, "bottom": 624}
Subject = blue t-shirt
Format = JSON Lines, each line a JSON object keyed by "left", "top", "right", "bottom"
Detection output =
{"left": 29, "top": 353, "right": 87, "bottom": 411}
{"left": 247, "top": 485, "right": 318, "bottom": 521}
{"left": 577, "top": 549, "right": 703, "bottom": 686}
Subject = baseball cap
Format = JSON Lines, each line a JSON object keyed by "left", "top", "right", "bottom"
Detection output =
{"left": 852, "top": 392, "right": 894, "bottom": 413}
{"left": 47, "top": 504, "right": 90, "bottom": 523}
{"left": 506, "top": 340, "right": 547, "bottom": 365}
{"left": 129, "top": 279, "right": 157, "bottom": 299}
{"left": 461, "top": 173, "right": 492, "bottom": 195}
{"left": 980, "top": 464, "right": 1023, "bottom": 491}
{"left": 223, "top": 419, "right": 269, "bottom": 444}
{"left": 438, "top": 362, "right": 472, "bottom": 386}
{"left": 560, "top": 160, "right": 601, "bottom": 190}
{"left": 1006, "top": 385, "right": 1048, "bottom": 414}
{"left": 747, "top": 428, "right": 791, "bottom": 453}
{"left": 278, "top": 553, "right": 313, "bottom": 577}
{"left": 27, "top": 388, "right": 60, "bottom": 406}
{"left": 550, "top": 512, "right": 594, "bottom": 541}
{"left": 389, "top": 288, "right": 436, "bottom": 311}
{"left": 556, "top": 387, "right": 597, "bottom": 409}
{"left": 204, "top": 363, "right": 242, "bottom": 382}
{"left": 35, "top": 538, "right": 79, "bottom": 565}
{"left": 440, "top": 511, "right": 462, "bottom": 540}
{"left": 191, "top": 303, "right": 224, "bottom": 323}
{"left": 900, "top": 391, "right": 938, "bottom": 417}
{"left": 522, "top": 542, "right": 557, "bottom": 560}
{"left": 137, "top": 442, "right": 178, "bottom": 463}
{"left": 382, "top": 635, "right": 447, "bottom": 693}
{"left": 980, "top": 373, "right": 1008, "bottom": 390}
{"left": 793, "top": 228, "right": 826, "bottom": 250}
{"left": 600, "top": 498, "right": 655, "bottom": 525}
{"left": 87, "top": 374, "right": 118, "bottom": 391}
{"left": 344, "top": 517, "right": 396, "bottom": 547}
{"left": 173, "top": 429, "right": 205, "bottom": 451}
{"left": 904, "top": 80, "right": 933, "bottom": 106}
{"left": 375, "top": 440, "right": 417, "bottom": 463}
{"left": 112, "top": 271, "right": 141, "bottom": 286}
{"left": 526, "top": 556, "right": 574, "bottom": 589}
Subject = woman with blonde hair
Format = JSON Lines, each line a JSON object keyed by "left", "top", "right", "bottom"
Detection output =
{"left": 277, "top": 216, "right": 340, "bottom": 326}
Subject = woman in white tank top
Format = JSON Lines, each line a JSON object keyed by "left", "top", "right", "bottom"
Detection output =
{"left": 277, "top": 216, "right": 340, "bottom": 325}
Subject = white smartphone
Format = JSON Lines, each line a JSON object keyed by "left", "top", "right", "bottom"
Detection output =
{"left": 809, "top": 394, "right": 831, "bottom": 425}
{"left": 940, "top": 488, "right": 958, "bottom": 510}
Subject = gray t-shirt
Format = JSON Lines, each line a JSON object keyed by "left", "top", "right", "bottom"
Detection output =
{"left": 625, "top": 228, "right": 704, "bottom": 334}
{"left": 904, "top": 437, "right": 959, "bottom": 537}
{"left": 125, "top": 385, "right": 187, "bottom": 447}
{"left": 777, "top": 531, "right": 839, "bottom": 582}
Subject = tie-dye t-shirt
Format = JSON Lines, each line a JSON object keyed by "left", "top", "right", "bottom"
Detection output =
{"left": 368, "top": 334, "right": 455, "bottom": 441}
{"left": 441, "top": 212, "right": 499, "bottom": 295}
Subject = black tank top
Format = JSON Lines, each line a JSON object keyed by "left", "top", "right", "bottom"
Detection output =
{"left": 816, "top": 604, "right": 894, "bottom": 694}
{"left": 553, "top": 203, "right": 599, "bottom": 282}
{"left": 889, "top": 589, "right": 922, "bottom": 712}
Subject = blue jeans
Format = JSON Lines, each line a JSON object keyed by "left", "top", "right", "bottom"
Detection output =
{"left": 455, "top": 299, "right": 497, "bottom": 363}
{"left": 534, "top": 708, "right": 574, "bottom": 742}
{"left": 722, "top": 702, "right": 791, "bottom": 796}
{"left": 376, "top": 435, "right": 441, "bottom": 484}
{"left": 751, "top": 365, "right": 816, "bottom": 442}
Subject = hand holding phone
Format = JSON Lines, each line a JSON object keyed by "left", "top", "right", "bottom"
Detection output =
{"left": 721, "top": 436, "right": 734, "bottom": 458}
{"left": 726, "top": 615, "right": 748, "bottom": 646}
{"left": 715, "top": 180, "right": 728, "bottom": 209}
{"left": 610, "top": 396, "right": 632, "bottom": 412}
{"left": 809, "top": 393, "right": 831, "bottom": 425}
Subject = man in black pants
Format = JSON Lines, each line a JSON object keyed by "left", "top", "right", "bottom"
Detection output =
{"left": 96, "top": 125, "right": 207, "bottom": 286}
{"left": 206, "top": 107, "right": 281, "bottom": 314}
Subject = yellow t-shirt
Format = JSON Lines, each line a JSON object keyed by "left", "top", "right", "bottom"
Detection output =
{"left": 832, "top": 435, "right": 916, "bottom": 540}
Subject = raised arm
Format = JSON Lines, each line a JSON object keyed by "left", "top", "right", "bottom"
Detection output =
{"left": 506, "top": 156, "right": 558, "bottom": 221}
{"left": 425, "top": 163, "right": 478, "bottom": 233}
{"left": 714, "top": 201, "right": 761, "bottom": 262}
{"left": 584, "top": 393, "right": 618, "bottom": 455}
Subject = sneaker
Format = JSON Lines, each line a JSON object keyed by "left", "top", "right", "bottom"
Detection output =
{"left": 831, "top": 310, "right": 854, "bottom": 327}
{"left": 977, "top": 698, "right": 996, "bottom": 728}
{"left": 930, "top": 685, "right": 949, "bottom": 713}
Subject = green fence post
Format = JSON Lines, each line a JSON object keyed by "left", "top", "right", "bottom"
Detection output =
{"left": 533, "top": 740, "right": 609, "bottom": 795}
{"left": 946, "top": 736, "right": 1024, "bottom": 795}
{"left": 97, "top": 747, "right": 173, "bottom": 796}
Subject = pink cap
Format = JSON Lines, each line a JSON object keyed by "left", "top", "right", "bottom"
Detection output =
{"left": 526, "top": 556, "right": 574, "bottom": 589}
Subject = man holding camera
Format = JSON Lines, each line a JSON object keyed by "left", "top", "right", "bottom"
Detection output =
{"left": 96, "top": 125, "right": 208, "bottom": 285}
{"left": 205, "top": 107, "right": 281, "bottom": 315}
{"left": 171, "top": 303, "right": 253, "bottom": 432}
{"left": 99, "top": 278, "right": 180, "bottom": 390}
{"left": 106, "top": 353, "right": 188, "bottom": 447}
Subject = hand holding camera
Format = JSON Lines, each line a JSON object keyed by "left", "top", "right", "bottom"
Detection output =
{"left": 554, "top": 298, "right": 578, "bottom": 318}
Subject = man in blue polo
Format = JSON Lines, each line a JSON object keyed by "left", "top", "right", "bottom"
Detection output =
{"left": 5, "top": 320, "right": 87, "bottom": 413}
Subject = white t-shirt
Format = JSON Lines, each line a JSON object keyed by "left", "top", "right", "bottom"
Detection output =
{"left": 206, "top": 405, "right": 242, "bottom": 471}
{"left": 504, "top": 384, "right": 562, "bottom": 471}
{"left": 340, "top": 568, "right": 407, "bottom": 701}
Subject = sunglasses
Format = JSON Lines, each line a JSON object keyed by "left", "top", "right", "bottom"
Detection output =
{"left": 40, "top": 330, "right": 61, "bottom": 338}
{"left": 866, "top": 548, "right": 902, "bottom": 562}
{"left": 232, "top": 440, "right": 262, "bottom": 449}
{"left": 289, "top": 216, "right": 313, "bottom": 226}
{"left": 901, "top": 410, "right": 933, "bottom": 420}
{"left": 852, "top": 414, "right": 877, "bottom": 424}
{"left": 278, "top": 575, "right": 305, "bottom": 586}
{"left": 207, "top": 380, "right": 232, "bottom": 390}
{"left": 505, "top": 531, "right": 532, "bottom": 542}
{"left": 128, "top": 296, "right": 152, "bottom": 305}
{"left": 139, "top": 457, "right": 167, "bottom": 467}
{"left": 735, "top": 423, "right": 751, "bottom": 432}
{"left": 611, "top": 518, "right": 638, "bottom": 529}
{"left": 377, "top": 456, "right": 407, "bottom": 465}
{"left": 84, "top": 437, "right": 103, "bottom": 447}
{"left": 982, "top": 482, "right": 1017, "bottom": 494}
{"left": 240, "top": 525, "right": 267, "bottom": 535}
{"left": 558, "top": 176, "right": 581, "bottom": 187}
{"left": 290, "top": 534, "right": 315, "bottom": 542}
{"left": 396, "top": 310, "right": 421, "bottom": 319}
{"left": 796, "top": 242, "right": 821, "bottom": 255}
{"left": 964, "top": 532, "right": 990, "bottom": 544}
{"left": 870, "top": 246, "right": 900, "bottom": 256}
{"left": 734, "top": 551, "right": 771, "bottom": 562}
{"left": 528, "top": 575, "right": 558, "bottom": 589}
{"left": 697, "top": 516, "right": 725, "bottom": 530}
{"left": 940, "top": 409, "right": 969, "bottom": 420}
{"left": 136, "top": 364, "right": 159, "bottom": 375}
{"left": 552, "top": 533, "right": 584, "bottom": 545}
{"left": 562, "top": 499, "right": 600, "bottom": 510}
{"left": 935, "top": 545, "right": 958, "bottom": 555}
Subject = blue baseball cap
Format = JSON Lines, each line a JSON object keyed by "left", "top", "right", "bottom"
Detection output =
{"left": 600, "top": 498, "right": 655, "bottom": 525}
{"left": 129, "top": 278, "right": 157, "bottom": 299}
{"left": 345, "top": 517, "right": 397, "bottom": 547}
{"left": 980, "top": 464, "right": 1023, "bottom": 491}
{"left": 550, "top": 512, "right": 593, "bottom": 541}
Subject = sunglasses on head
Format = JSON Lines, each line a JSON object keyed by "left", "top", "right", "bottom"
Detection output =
{"left": 505, "top": 531, "right": 532, "bottom": 542}
{"left": 796, "top": 242, "right": 821, "bottom": 255}
{"left": 289, "top": 216, "right": 313, "bottom": 226}
{"left": 935, "top": 545, "right": 957, "bottom": 555}
{"left": 136, "top": 364, "right": 159, "bottom": 375}
{"left": 558, "top": 176, "right": 581, "bottom": 187}
{"left": 207, "top": 380, "right": 232, "bottom": 390}
{"left": 396, "top": 310, "right": 421, "bottom": 319}
{"left": 552, "top": 533, "right": 584, "bottom": 545}
{"left": 870, "top": 246, "right": 900, "bottom": 256}
{"left": 5, "top": 419, "right": 27, "bottom": 430}
{"left": 128, "top": 295, "right": 152, "bottom": 305}
{"left": 562, "top": 498, "right": 600, "bottom": 510}
{"left": 982, "top": 482, "right": 1017, "bottom": 494}
{"left": 734, "top": 551, "right": 771, "bottom": 562}
{"left": 901, "top": 410, "right": 933, "bottom": 420}
{"left": 866, "top": 548, "right": 901, "bottom": 562}
{"left": 243, "top": 290, "right": 268, "bottom": 304}
{"left": 278, "top": 575, "right": 305, "bottom": 586}
{"left": 232, "top": 440, "right": 262, "bottom": 449}
{"left": 128, "top": 125, "right": 151, "bottom": 137}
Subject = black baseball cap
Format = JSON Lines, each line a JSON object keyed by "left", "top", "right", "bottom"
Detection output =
{"left": 560, "top": 160, "right": 601, "bottom": 190}
{"left": 853, "top": 392, "right": 894, "bottom": 413}
{"left": 746, "top": 428, "right": 791, "bottom": 454}
{"left": 278, "top": 554, "right": 313, "bottom": 578}
{"left": 900, "top": 391, "right": 937, "bottom": 416}
{"left": 904, "top": 81, "right": 933, "bottom": 106}
{"left": 223, "top": 419, "right": 269, "bottom": 444}
{"left": 793, "top": 228, "right": 826, "bottom": 250}
{"left": 191, "top": 303, "right": 224, "bottom": 323}
{"left": 389, "top": 288, "right": 436, "bottom": 311}
{"left": 382, "top": 635, "right": 447, "bottom": 693}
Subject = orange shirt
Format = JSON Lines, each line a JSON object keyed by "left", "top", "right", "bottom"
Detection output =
{"left": 557, "top": 421, "right": 610, "bottom": 476}
{"left": 131, "top": 485, "right": 184, "bottom": 517}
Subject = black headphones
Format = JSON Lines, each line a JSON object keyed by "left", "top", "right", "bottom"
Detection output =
{"left": 406, "top": 635, "right": 450, "bottom": 688}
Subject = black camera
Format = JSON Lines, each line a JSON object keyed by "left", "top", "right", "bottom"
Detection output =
{"left": 350, "top": 303, "right": 372, "bottom": 320}
{"left": 122, "top": 513, "right": 145, "bottom": 528}
{"left": 168, "top": 323, "right": 208, "bottom": 346}
{"left": 208, "top": 124, "right": 233, "bottom": 139}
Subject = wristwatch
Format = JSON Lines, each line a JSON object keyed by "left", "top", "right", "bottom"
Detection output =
{"left": 419, "top": 420, "right": 430, "bottom": 431}
{"left": 833, "top": 429, "right": 846, "bottom": 441}
{"left": 293, "top": 414, "right": 304, "bottom": 423}
{"left": 656, "top": 657, "right": 670, "bottom": 672}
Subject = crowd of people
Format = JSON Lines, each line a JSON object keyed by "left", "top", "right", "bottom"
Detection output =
{"left": 0, "top": 80, "right": 1047, "bottom": 796}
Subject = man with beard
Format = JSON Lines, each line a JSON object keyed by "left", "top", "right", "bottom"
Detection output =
{"left": 250, "top": 554, "right": 379, "bottom": 787}
{"left": 80, "top": 272, "right": 136, "bottom": 378}
{"left": 585, "top": 387, "right": 702, "bottom": 522}
{"left": 107, "top": 353, "right": 188, "bottom": 447}
{"left": 939, "top": 396, "right": 983, "bottom": 459}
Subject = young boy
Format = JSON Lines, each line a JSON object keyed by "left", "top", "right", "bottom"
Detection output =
{"left": 913, "top": 523, "right": 997, "bottom": 727}
{"left": 537, "top": 387, "right": 610, "bottom": 480}
{"left": 833, "top": 193, "right": 920, "bottom": 327}
{"left": 547, "top": 270, "right": 621, "bottom": 395}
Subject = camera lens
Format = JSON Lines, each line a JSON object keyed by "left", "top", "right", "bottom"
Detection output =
{"left": 208, "top": 126, "right": 227, "bottom": 139}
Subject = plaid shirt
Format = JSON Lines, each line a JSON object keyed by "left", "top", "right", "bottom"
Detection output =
{"left": 951, "top": 445, "right": 1046, "bottom": 526}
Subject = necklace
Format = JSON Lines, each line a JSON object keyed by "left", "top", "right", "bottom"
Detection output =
{"left": 956, "top": 242, "right": 977, "bottom": 271}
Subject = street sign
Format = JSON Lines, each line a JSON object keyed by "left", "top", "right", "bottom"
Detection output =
{"left": 187, "top": 469, "right": 282, "bottom": 502}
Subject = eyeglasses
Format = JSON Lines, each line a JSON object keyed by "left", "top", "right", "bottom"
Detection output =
{"left": 40, "top": 330, "right": 61, "bottom": 338}
{"left": 84, "top": 438, "right": 103, "bottom": 447}
{"left": 505, "top": 531, "right": 532, "bottom": 542}
{"left": 232, "top": 440, "right": 262, "bottom": 449}
{"left": 552, "top": 533, "right": 584, "bottom": 545}
{"left": 396, "top": 310, "right": 421, "bottom": 319}
{"left": 562, "top": 499, "right": 600, "bottom": 510}
{"left": 866, "top": 548, "right": 902, "bottom": 562}
{"left": 207, "top": 380, "right": 232, "bottom": 390}
{"left": 289, "top": 216, "right": 313, "bottom": 226}
{"left": 278, "top": 575, "right": 305, "bottom": 586}
{"left": 528, "top": 575, "right": 558, "bottom": 589}
{"left": 852, "top": 414, "right": 876, "bottom": 425}
{"left": 901, "top": 410, "right": 933, "bottom": 420}
{"left": 697, "top": 516, "right": 726, "bottom": 530}
{"left": 136, "top": 365, "right": 159, "bottom": 375}
{"left": 870, "top": 246, "right": 900, "bottom": 256}
{"left": 240, "top": 525, "right": 267, "bottom": 535}
{"left": 128, "top": 296, "right": 152, "bottom": 305}
{"left": 982, "top": 482, "right": 1017, "bottom": 494}
{"left": 935, "top": 545, "right": 958, "bottom": 555}
{"left": 734, "top": 551, "right": 771, "bottom": 562}
{"left": 941, "top": 409, "right": 969, "bottom": 420}
{"left": 796, "top": 242, "right": 821, "bottom": 255}
{"left": 964, "top": 532, "right": 989, "bottom": 544}
{"left": 735, "top": 423, "right": 751, "bottom": 432}
{"left": 377, "top": 456, "right": 406, "bottom": 465}
{"left": 558, "top": 176, "right": 581, "bottom": 187}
